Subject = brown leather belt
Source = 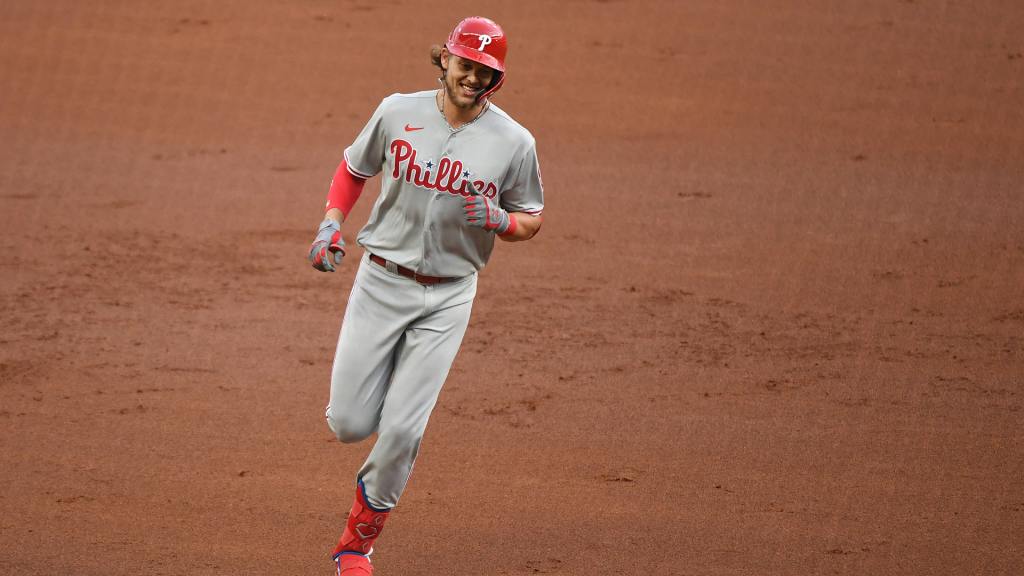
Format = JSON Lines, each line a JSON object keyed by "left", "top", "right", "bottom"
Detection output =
{"left": 369, "top": 254, "right": 459, "bottom": 285}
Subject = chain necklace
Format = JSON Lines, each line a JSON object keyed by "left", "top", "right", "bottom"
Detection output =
{"left": 436, "top": 80, "right": 489, "bottom": 133}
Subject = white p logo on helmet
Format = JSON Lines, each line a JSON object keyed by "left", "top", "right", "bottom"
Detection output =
{"left": 474, "top": 34, "right": 492, "bottom": 51}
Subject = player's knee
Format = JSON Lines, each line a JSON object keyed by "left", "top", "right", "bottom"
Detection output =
{"left": 325, "top": 408, "right": 375, "bottom": 444}
{"left": 327, "top": 417, "right": 372, "bottom": 443}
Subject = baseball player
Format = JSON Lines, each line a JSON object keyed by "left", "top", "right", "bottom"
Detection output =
{"left": 307, "top": 16, "right": 545, "bottom": 576}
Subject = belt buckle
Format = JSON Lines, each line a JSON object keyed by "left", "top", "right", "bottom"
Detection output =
{"left": 385, "top": 260, "right": 399, "bottom": 275}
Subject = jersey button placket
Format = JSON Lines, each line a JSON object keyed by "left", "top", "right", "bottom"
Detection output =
{"left": 420, "top": 194, "right": 435, "bottom": 274}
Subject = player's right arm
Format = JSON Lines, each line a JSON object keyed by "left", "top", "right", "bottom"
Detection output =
{"left": 309, "top": 159, "right": 368, "bottom": 272}
{"left": 309, "top": 98, "right": 391, "bottom": 272}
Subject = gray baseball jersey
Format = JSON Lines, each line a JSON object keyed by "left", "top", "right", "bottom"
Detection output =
{"left": 343, "top": 90, "right": 545, "bottom": 278}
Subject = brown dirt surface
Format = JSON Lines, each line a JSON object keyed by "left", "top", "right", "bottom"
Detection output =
{"left": 2, "top": 1, "right": 1023, "bottom": 575}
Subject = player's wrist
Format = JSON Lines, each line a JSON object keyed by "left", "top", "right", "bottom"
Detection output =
{"left": 497, "top": 212, "right": 518, "bottom": 237}
{"left": 324, "top": 208, "right": 345, "bottom": 224}
{"left": 319, "top": 217, "right": 341, "bottom": 233}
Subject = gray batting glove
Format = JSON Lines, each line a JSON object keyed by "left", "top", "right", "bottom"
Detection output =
{"left": 463, "top": 195, "right": 511, "bottom": 234}
{"left": 309, "top": 218, "right": 345, "bottom": 272}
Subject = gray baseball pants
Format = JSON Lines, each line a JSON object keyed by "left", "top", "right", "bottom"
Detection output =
{"left": 325, "top": 252, "right": 476, "bottom": 509}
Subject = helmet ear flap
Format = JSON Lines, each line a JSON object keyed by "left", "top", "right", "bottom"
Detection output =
{"left": 477, "top": 72, "right": 504, "bottom": 102}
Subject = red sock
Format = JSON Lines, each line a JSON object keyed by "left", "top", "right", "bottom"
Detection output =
{"left": 333, "top": 480, "right": 391, "bottom": 558}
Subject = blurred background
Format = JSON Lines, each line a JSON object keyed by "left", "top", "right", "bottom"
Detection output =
{"left": 1, "top": 1, "right": 1022, "bottom": 574}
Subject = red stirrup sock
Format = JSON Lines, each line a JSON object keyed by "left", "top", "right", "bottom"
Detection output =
{"left": 332, "top": 480, "right": 390, "bottom": 575}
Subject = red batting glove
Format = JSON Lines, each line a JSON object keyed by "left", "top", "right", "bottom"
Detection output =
{"left": 463, "top": 195, "right": 515, "bottom": 235}
{"left": 309, "top": 218, "right": 346, "bottom": 272}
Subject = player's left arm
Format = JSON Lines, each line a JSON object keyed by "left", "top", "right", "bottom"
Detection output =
{"left": 495, "top": 137, "right": 545, "bottom": 242}
{"left": 463, "top": 136, "right": 544, "bottom": 240}
{"left": 498, "top": 212, "right": 542, "bottom": 242}
{"left": 462, "top": 196, "right": 543, "bottom": 241}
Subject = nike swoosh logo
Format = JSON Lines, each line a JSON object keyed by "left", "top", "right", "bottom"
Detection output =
{"left": 404, "top": 124, "right": 424, "bottom": 132}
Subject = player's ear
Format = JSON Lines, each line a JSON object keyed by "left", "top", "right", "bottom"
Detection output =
{"left": 440, "top": 46, "right": 449, "bottom": 71}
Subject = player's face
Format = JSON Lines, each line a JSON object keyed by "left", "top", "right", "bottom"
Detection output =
{"left": 443, "top": 54, "right": 495, "bottom": 109}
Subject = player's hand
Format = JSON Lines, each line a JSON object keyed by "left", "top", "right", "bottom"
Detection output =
{"left": 309, "top": 218, "right": 346, "bottom": 272}
{"left": 463, "top": 195, "right": 511, "bottom": 234}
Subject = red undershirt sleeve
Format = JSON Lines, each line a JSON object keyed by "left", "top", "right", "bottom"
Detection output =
{"left": 326, "top": 159, "right": 367, "bottom": 217}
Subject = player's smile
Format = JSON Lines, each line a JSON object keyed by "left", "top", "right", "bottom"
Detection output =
{"left": 458, "top": 80, "right": 479, "bottom": 98}
{"left": 443, "top": 54, "right": 494, "bottom": 109}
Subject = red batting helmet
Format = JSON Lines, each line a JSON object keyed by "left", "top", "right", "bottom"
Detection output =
{"left": 445, "top": 16, "right": 507, "bottom": 101}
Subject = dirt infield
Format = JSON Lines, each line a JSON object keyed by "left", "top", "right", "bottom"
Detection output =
{"left": 2, "top": 1, "right": 1022, "bottom": 574}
